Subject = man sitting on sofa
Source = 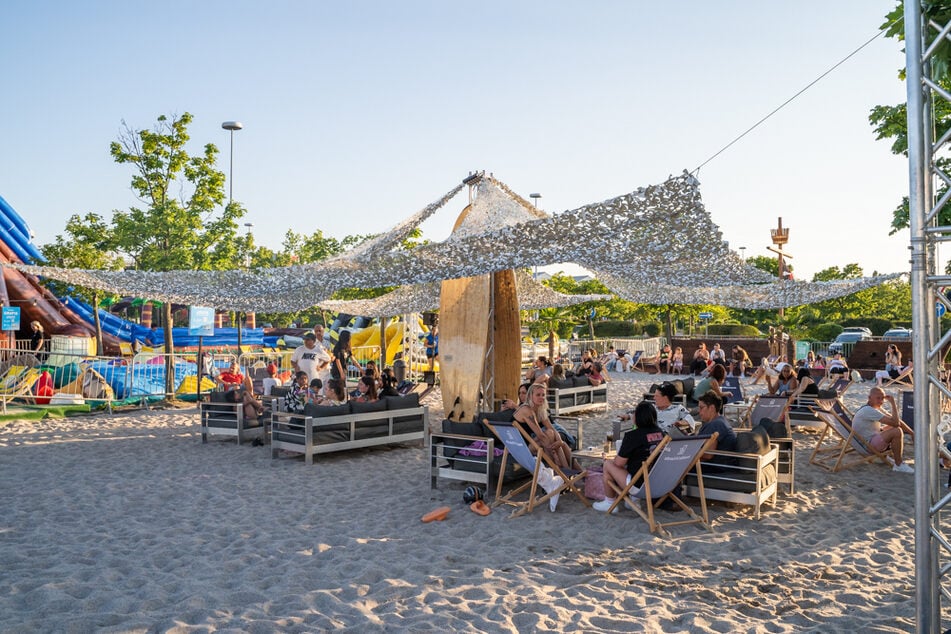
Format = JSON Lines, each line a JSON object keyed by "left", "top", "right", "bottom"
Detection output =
{"left": 696, "top": 392, "right": 737, "bottom": 458}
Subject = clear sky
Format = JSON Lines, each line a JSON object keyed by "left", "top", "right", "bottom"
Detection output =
{"left": 0, "top": 1, "right": 909, "bottom": 282}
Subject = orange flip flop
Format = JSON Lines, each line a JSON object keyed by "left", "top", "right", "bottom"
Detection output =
{"left": 470, "top": 500, "right": 491, "bottom": 516}
{"left": 421, "top": 506, "right": 451, "bottom": 523}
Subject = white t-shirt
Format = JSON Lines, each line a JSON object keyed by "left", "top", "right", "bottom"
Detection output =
{"left": 655, "top": 403, "right": 696, "bottom": 435}
{"left": 262, "top": 377, "right": 283, "bottom": 396}
{"left": 291, "top": 343, "right": 331, "bottom": 381}
{"left": 851, "top": 404, "right": 885, "bottom": 443}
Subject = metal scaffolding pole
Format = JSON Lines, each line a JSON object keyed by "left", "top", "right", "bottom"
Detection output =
{"left": 906, "top": 1, "right": 948, "bottom": 630}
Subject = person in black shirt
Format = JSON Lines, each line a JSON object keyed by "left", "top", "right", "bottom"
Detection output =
{"left": 593, "top": 401, "right": 665, "bottom": 513}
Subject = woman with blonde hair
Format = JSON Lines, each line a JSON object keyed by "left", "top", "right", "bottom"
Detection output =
{"left": 29, "top": 321, "right": 44, "bottom": 353}
{"left": 513, "top": 383, "right": 576, "bottom": 471}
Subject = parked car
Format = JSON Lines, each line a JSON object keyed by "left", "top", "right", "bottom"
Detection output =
{"left": 829, "top": 331, "right": 871, "bottom": 355}
{"left": 882, "top": 327, "right": 913, "bottom": 341}
{"left": 842, "top": 326, "right": 873, "bottom": 337}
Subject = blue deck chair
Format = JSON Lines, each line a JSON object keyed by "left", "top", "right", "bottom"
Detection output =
{"left": 483, "top": 419, "right": 590, "bottom": 517}
{"left": 604, "top": 433, "right": 719, "bottom": 536}
{"left": 720, "top": 375, "right": 744, "bottom": 403}
{"left": 740, "top": 394, "right": 790, "bottom": 431}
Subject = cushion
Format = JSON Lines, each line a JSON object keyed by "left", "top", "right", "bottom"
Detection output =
{"left": 270, "top": 386, "right": 290, "bottom": 398}
{"left": 351, "top": 399, "right": 387, "bottom": 414}
{"left": 734, "top": 427, "right": 770, "bottom": 455}
{"left": 303, "top": 403, "right": 350, "bottom": 418}
{"left": 573, "top": 375, "right": 590, "bottom": 388}
{"left": 550, "top": 378, "right": 573, "bottom": 390}
{"left": 756, "top": 418, "right": 789, "bottom": 439}
{"left": 481, "top": 409, "right": 516, "bottom": 423}
{"left": 385, "top": 393, "right": 419, "bottom": 409}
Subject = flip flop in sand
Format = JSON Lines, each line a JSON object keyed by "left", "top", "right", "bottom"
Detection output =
{"left": 421, "top": 506, "right": 451, "bottom": 523}
{"left": 469, "top": 500, "right": 491, "bottom": 516}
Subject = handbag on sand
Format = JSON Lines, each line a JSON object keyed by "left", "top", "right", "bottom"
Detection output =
{"left": 584, "top": 467, "right": 605, "bottom": 501}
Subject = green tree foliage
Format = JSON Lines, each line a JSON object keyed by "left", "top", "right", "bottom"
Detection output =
{"left": 870, "top": 2, "right": 951, "bottom": 234}
{"left": 745, "top": 255, "right": 779, "bottom": 277}
{"left": 41, "top": 213, "right": 124, "bottom": 304}
{"left": 810, "top": 322, "right": 844, "bottom": 341}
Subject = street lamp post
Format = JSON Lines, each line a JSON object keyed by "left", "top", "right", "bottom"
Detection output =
{"left": 739, "top": 246, "right": 746, "bottom": 261}
{"left": 221, "top": 121, "right": 243, "bottom": 203}
{"left": 243, "top": 222, "right": 254, "bottom": 269}
{"left": 529, "top": 193, "right": 542, "bottom": 281}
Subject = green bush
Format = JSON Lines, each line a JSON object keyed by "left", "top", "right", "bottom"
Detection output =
{"left": 642, "top": 321, "right": 662, "bottom": 337}
{"left": 811, "top": 323, "right": 843, "bottom": 341}
{"left": 840, "top": 317, "right": 893, "bottom": 336}
{"left": 593, "top": 320, "right": 637, "bottom": 337}
{"left": 706, "top": 324, "right": 762, "bottom": 336}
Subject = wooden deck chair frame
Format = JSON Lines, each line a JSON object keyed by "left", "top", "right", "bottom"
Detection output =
{"left": 636, "top": 351, "right": 660, "bottom": 374}
{"left": 483, "top": 419, "right": 590, "bottom": 518}
{"left": 740, "top": 394, "right": 790, "bottom": 431}
{"left": 808, "top": 400, "right": 892, "bottom": 472}
{"left": 604, "top": 433, "right": 719, "bottom": 537}
{"left": 882, "top": 366, "right": 914, "bottom": 389}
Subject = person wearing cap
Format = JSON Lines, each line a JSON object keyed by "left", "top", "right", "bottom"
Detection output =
{"left": 261, "top": 362, "right": 283, "bottom": 396}
{"left": 291, "top": 331, "right": 331, "bottom": 383}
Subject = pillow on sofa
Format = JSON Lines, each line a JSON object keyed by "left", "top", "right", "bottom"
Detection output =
{"left": 303, "top": 403, "right": 350, "bottom": 418}
{"left": 351, "top": 399, "right": 388, "bottom": 414}
{"left": 550, "top": 378, "right": 573, "bottom": 390}
{"left": 573, "top": 375, "right": 590, "bottom": 388}
{"left": 481, "top": 409, "right": 516, "bottom": 423}
{"left": 385, "top": 393, "right": 419, "bottom": 410}
{"left": 734, "top": 426, "right": 770, "bottom": 455}
{"left": 756, "top": 417, "right": 789, "bottom": 439}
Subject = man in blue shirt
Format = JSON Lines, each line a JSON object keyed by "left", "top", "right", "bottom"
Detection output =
{"left": 696, "top": 392, "right": 737, "bottom": 456}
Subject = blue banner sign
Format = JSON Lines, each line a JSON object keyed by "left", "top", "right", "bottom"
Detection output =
{"left": 1, "top": 306, "right": 20, "bottom": 331}
{"left": 188, "top": 306, "right": 215, "bottom": 336}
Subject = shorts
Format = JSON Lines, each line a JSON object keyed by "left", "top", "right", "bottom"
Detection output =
{"left": 829, "top": 367, "right": 847, "bottom": 375}
{"left": 870, "top": 433, "right": 890, "bottom": 452}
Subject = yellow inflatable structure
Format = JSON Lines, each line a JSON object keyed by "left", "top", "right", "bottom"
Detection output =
{"left": 345, "top": 317, "right": 438, "bottom": 371}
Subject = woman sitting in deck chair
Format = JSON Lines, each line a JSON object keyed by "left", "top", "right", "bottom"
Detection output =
{"left": 514, "top": 383, "right": 577, "bottom": 471}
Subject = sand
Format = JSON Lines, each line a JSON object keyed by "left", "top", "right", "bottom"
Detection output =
{"left": 0, "top": 371, "right": 918, "bottom": 632}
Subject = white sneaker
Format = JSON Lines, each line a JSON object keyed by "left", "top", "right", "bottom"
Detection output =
{"left": 549, "top": 492, "right": 561, "bottom": 512}
{"left": 893, "top": 463, "right": 914, "bottom": 474}
{"left": 885, "top": 456, "right": 896, "bottom": 467}
{"left": 592, "top": 498, "right": 619, "bottom": 514}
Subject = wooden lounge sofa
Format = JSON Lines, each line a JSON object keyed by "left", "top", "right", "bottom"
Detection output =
{"left": 546, "top": 376, "right": 608, "bottom": 415}
{"left": 430, "top": 410, "right": 586, "bottom": 492}
{"left": 200, "top": 391, "right": 267, "bottom": 445}
{"left": 683, "top": 424, "right": 780, "bottom": 520}
{"left": 270, "top": 393, "right": 427, "bottom": 465}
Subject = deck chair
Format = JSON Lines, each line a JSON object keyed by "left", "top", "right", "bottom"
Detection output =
{"left": 636, "top": 352, "right": 660, "bottom": 373}
{"left": 808, "top": 400, "right": 892, "bottom": 472}
{"left": 740, "top": 394, "right": 790, "bottom": 431}
{"left": 719, "top": 375, "right": 744, "bottom": 403}
{"left": 882, "top": 366, "right": 914, "bottom": 389}
{"left": 483, "top": 419, "right": 590, "bottom": 517}
{"left": 625, "top": 350, "right": 643, "bottom": 372}
{"left": 118, "top": 342, "right": 134, "bottom": 357}
{"left": 604, "top": 433, "right": 719, "bottom": 536}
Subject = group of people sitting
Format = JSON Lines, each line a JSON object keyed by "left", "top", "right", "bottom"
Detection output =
{"left": 524, "top": 353, "right": 607, "bottom": 387}
{"left": 211, "top": 323, "right": 414, "bottom": 419}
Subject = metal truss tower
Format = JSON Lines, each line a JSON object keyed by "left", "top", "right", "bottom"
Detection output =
{"left": 906, "top": 1, "right": 951, "bottom": 630}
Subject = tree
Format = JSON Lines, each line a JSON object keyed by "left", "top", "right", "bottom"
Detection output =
{"left": 41, "top": 213, "right": 125, "bottom": 354}
{"left": 110, "top": 112, "right": 243, "bottom": 392}
{"left": 870, "top": 2, "right": 951, "bottom": 235}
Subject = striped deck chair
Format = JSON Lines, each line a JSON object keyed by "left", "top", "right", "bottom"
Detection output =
{"left": 883, "top": 365, "right": 914, "bottom": 389}
{"left": 483, "top": 419, "right": 590, "bottom": 518}
{"left": 0, "top": 366, "right": 42, "bottom": 411}
{"left": 808, "top": 400, "right": 892, "bottom": 473}
{"left": 604, "top": 433, "right": 719, "bottom": 536}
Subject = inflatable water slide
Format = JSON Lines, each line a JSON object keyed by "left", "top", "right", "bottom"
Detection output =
{"left": 0, "top": 195, "right": 263, "bottom": 353}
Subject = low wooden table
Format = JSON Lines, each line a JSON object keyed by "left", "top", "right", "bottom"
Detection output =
{"left": 723, "top": 401, "right": 752, "bottom": 427}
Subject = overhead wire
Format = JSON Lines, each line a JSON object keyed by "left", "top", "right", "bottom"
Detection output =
{"left": 692, "top": 15, "right": 904, "bottom": 175}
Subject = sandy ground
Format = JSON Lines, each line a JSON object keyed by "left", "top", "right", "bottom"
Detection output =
{"left": 0, "top": 371, "right": 921, "bottom": 632}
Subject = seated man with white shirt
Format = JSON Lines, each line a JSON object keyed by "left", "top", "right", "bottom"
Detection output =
{"left": 653, "top": 383, "right": 697, "bottom": 436}
{"left": 852, "top": 386, "right": 914, "bottom": 473}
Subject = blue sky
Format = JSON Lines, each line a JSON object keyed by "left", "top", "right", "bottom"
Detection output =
{"left": 1, "top": 1, "right": 908, "bottom": 282}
